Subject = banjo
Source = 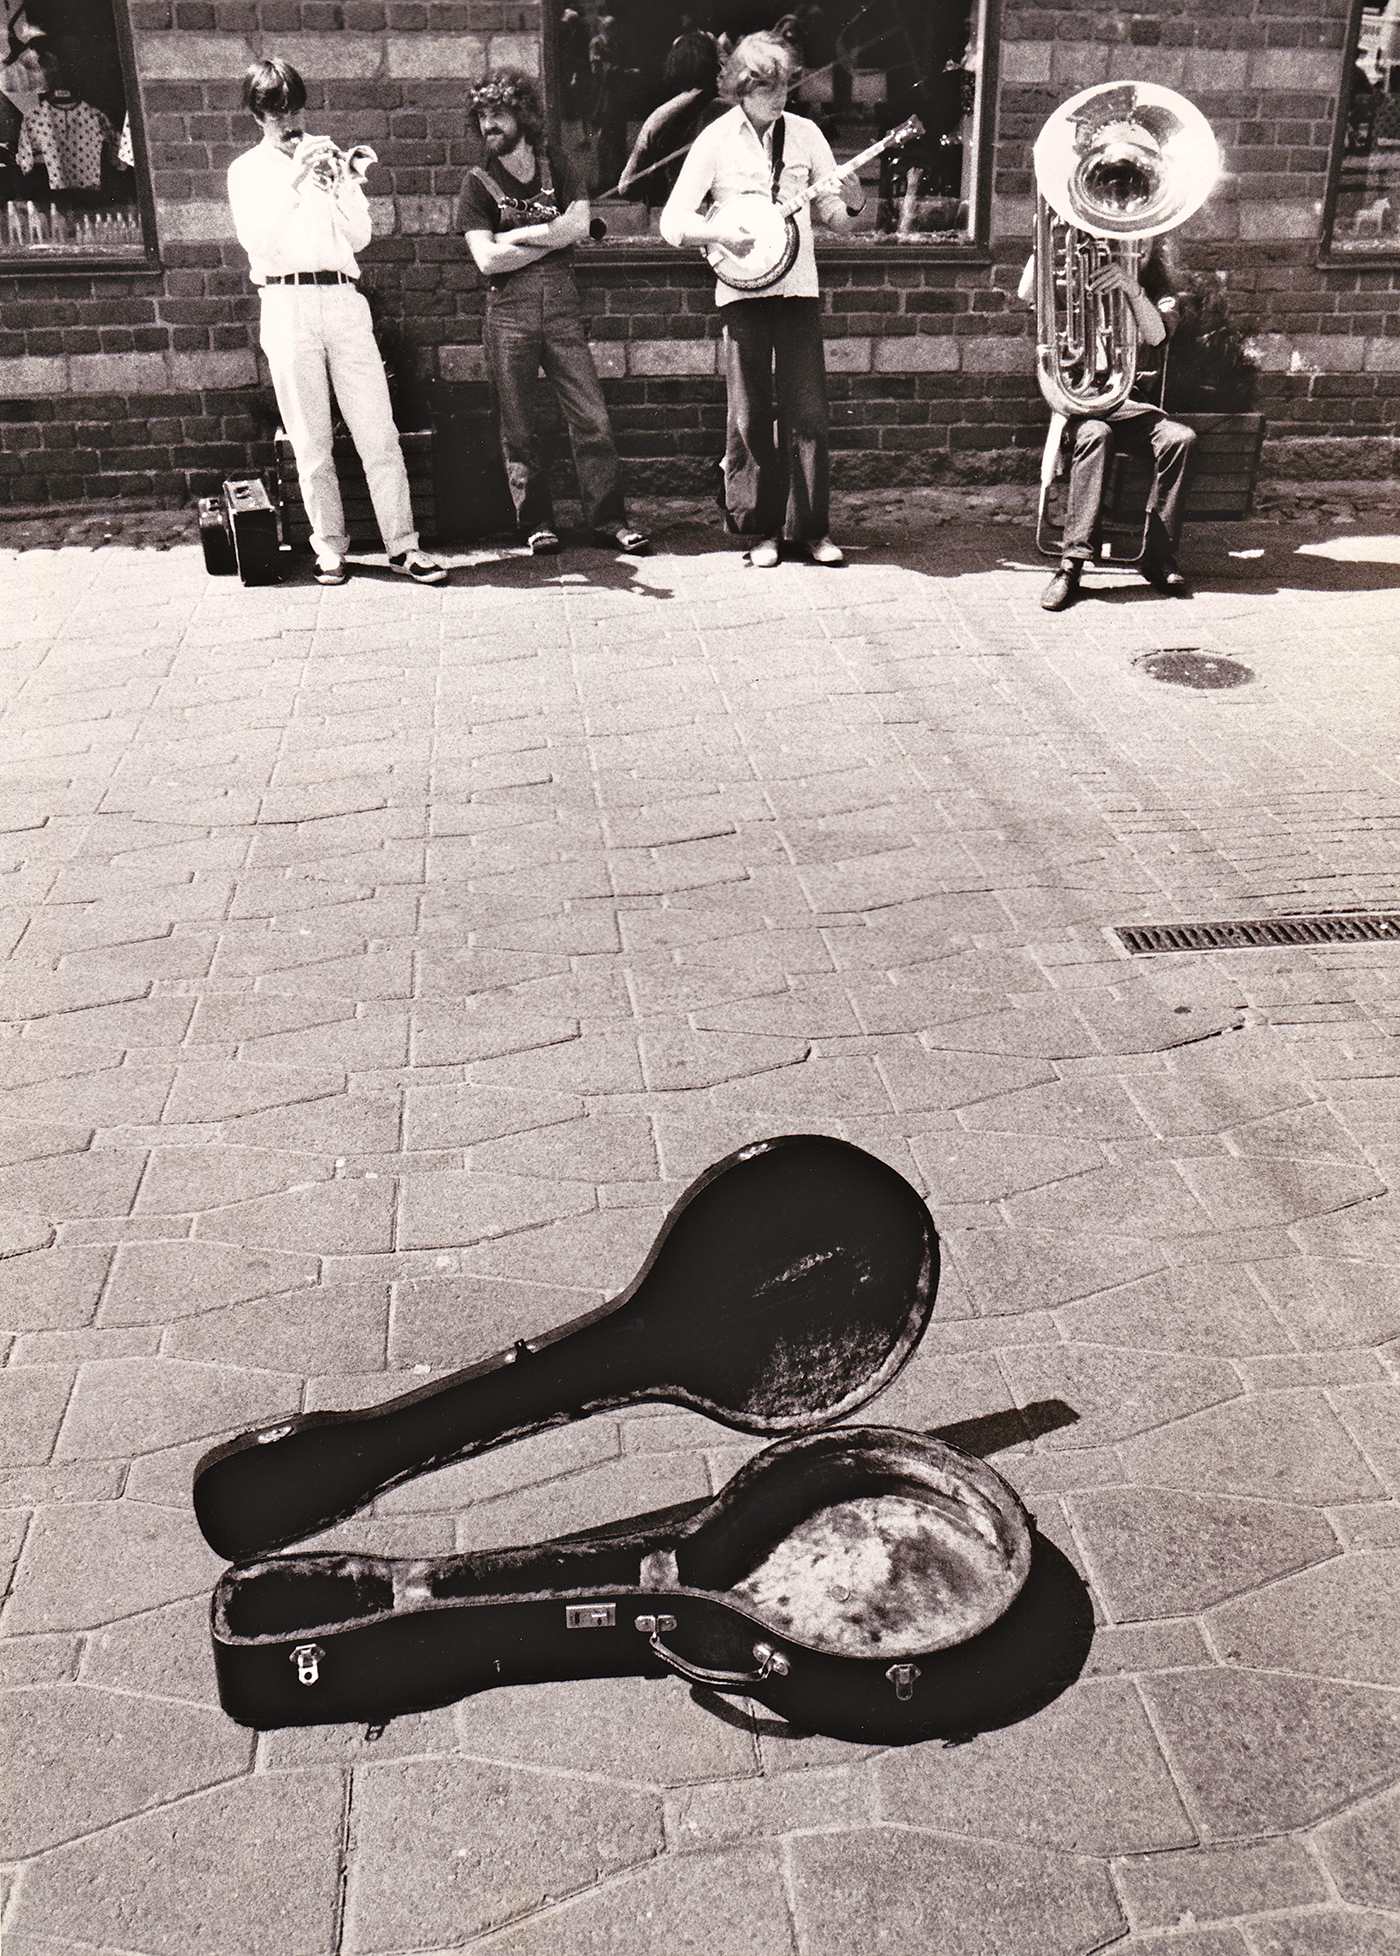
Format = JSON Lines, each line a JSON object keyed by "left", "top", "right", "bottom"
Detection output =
{"left": 705, "top": 114, "right": 924, "bottom": 292}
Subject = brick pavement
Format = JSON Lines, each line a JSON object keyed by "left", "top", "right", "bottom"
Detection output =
{"left": 2, "top": 500, "right": 1399, "bottom": 1956}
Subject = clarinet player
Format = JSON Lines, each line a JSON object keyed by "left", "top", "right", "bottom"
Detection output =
{"left": 227, "top": 58, "right": 447, "bottom": 587}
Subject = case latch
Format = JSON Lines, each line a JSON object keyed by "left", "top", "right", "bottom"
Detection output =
{"left": 885, "top": 1663, "right": 920, "bottom": 1701}
{"left": 291, "top": 1642, "right": 325, "bottom": 1686}
{"left": 565, "top": 1604, "right": 617, "bottom": 1630}
{"left": 634, "top": 1613, "right": 677, "bottom": 1635}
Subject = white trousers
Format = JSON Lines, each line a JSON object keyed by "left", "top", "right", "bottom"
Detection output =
{"left": 258, "top": 285, "right": 417, "bottom": 565}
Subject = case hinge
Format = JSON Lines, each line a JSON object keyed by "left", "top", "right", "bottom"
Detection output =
{"left": 291, "top": 1642, "right": 325, "bottom": 1685}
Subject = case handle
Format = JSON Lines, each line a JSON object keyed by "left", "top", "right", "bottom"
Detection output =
{"left": 636, "top": 1615, "right": 790, "bottom": 1689}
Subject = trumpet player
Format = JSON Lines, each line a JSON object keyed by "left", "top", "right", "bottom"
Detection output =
{"left": 227, "top": 58, "right": 446, "bottom": 586}
{"left": 1020, "top": 238, "right": 1196, "bottom": 612}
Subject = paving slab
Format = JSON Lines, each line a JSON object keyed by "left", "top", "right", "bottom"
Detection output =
{"left": 2, "top": 499, "right": 1398, "bottom": 1956}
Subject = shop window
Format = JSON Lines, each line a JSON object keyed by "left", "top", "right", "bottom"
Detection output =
{"left": 1325, "top": 0, "right": 1400, "bottom": 256}
{"left": 1, "top": 0, "right": 155, "bottom": 265}
{"left": 550, "top": 0, "right": 994, "bottom": 248}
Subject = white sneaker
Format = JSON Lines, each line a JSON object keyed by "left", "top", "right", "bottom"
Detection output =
{"left": 391, "top": 550, "right": 448, "bottom": 585}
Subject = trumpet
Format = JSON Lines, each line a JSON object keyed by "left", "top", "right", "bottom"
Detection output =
{"left": 1032, "top": 82, "right": 1219, "bottom": 419}
{"left": 291, "top": 134, "right": 378, "bottom": 190}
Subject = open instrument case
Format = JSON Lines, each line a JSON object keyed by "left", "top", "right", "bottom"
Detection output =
{"left": 199, "top": 1135, "right": 1081, "bottom": 1743}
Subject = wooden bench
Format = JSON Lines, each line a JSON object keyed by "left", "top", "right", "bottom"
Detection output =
{"left": 1039, "top": 411, "right": 1266, "bottom": 561}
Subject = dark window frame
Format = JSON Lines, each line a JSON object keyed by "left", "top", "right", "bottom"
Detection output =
{"left": 1, "top": 0, "right": 160, "bottom": 276}
{"left": 1320, "top": 0, "right": 1400, "bottom": 265}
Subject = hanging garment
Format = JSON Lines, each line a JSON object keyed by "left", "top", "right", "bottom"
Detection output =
{"left": 16, "top": 92, "right": 123, "bottom": 189}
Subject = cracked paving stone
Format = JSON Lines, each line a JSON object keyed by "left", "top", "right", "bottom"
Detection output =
{"left": 1002, "top": 1161, "right": 1216, "bottom": 1237}
{"left": 163, "top": 1278, "right": 390, "bottom": 1372}
{"left": 80, "top": 1595, "right": 220, "bottom": 1706}
{"left": 397, "top": 1168, "right": 595, "bottom": 1250}
{"left": 999, "top": 1344, "right": 1241, "bottom": 1450}
{"left": 0, "top": 1366, "right": 74, "bottom": 1466}
{"left": 1113, "top": 1838, "right": 1328, "bottom": 1930}
{"left": 99, "top": 1240, "right": 319, "bottom": 1325}
{"left": 1068, "top": 1487, "right": 1340, "bottom": 1619}
{"left": 56, "top": 1355, "right": 299, "bottom": 1460}
{"left": 1053, "top": 1262, "right": 1293, "bottom": 1355}
{"left": 879, "top": 1049, "right": 1059, "bottom": 1114}
{"left": 466, "top": 1030, "right": 646, "bottom": 1096}
{"left": 454, "top": 1674, "right": 756, "bottom": 1787}
{"left": 408, "top": 1002, "right": 579, "bottom": 1066}
{"left": 1206, "top": 1549, "right": 1400, "bottom": 1686}
{"left": 1116, "top": 1393, "right": 1386, "bottom": 1505}
{"left": 7, "top": 1769, "right": 346, "bottom": 1956}
{"left": 387, "top": 1271, "right": 602, "bottom": 1370}
{"left": 5, "top": 1500, "right": 228, "bottom": 1631}
{"left": 1175, "top": 1157, "right": 1385, "bottom": 1231}
{"left": 956, "top": 1074, "right": 1153, "bottom": 1138}
{"left": 876, "top": 1678, "right": 1194, "bottom": 1856}
{"left": 638, "top": 1028, "right": 810, "bottom": 1091}
{"left": 0, "top": 1146, "right": 147, "bottom": 1222}
{"left": 1247, "top": 1912, "right": 1400, "bottom": 1955}
{"left": 908, "top": 1130, "right": 1107, "bottom": 1202}
{"left": 1143, "top": 1669, "right": 1400, "bottom": 1837}
{"left": 467, "top": 1115, "right": 659, "bottom": 1183}
{"left": 1249, "top": 1257, "right": 1400, "bottom": 1349}
{"left": 1314, "top": 1786, "right": 1400, "bottom": 1909}
{"left": 472, "top": 1843, "right": 793, "bottom": 1956}
{"left": 4, "top": 1683, "right": 254, "bottom": 1855}
{"left": 378, "top": 1419, "right": 620, "bottom": 1513}
{"left": 161, "top": 1059, "right": 347, "bottom": 1124}
{"left": 788, "top": 1826, "right": 1123, "bottom": 1956}
{"left": 190, "top": 1176, "right": 396, "bottom": 1256}
{"left": 945, "top": 1227, "right": 1167, "bottom": 1317}
{"left": 135, "top": 1146, "right": 336, "bottom": 1215}
{"left": 340, "top": 1758, "right": 663, "bottom": 1951}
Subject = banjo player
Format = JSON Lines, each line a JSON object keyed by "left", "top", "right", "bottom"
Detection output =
{"left": 659, "top": 31, "right": 865, "bottom": 568}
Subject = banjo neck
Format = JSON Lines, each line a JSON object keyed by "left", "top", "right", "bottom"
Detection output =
{"left": 771, "top": 114, "right": 924, "bottom": 220}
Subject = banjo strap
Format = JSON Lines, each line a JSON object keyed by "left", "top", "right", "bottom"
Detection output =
{"left": 768, "top": 115, "right": 785, "bottom": 201}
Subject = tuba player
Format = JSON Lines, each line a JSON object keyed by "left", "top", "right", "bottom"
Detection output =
{"left": 1020, "top": 237, "right": 1196, "bottom": 611}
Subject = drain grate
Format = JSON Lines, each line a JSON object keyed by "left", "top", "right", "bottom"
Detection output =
{"left": 1134, "top": 649, "right": 1254, "bottom": 690}
{"left": 1117, "top": 915, "right": 1400, "bottom": 954}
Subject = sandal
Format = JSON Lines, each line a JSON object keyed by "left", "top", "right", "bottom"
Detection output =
{"left": 314, "top": 560, "right": 348, "bottom": 586}
{"left": 598, "top": 526, "right": 651, "bottom": 555}
{"left": 528, "top": 529, "right": 561, "bottom": 556}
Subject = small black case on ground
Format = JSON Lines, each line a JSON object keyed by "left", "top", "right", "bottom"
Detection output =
{"left": 223, "top": 477, "right": 281, "bottom": 585}
{"left": 198, "top": 496, "right": 237, "bottom": 576}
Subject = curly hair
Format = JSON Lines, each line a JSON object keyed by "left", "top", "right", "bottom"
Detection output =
{"left": 468, "top": 68, "right": 546, "bottom": 146}
{"left": 719, "top": 30, "right": 800, "bottom": 102}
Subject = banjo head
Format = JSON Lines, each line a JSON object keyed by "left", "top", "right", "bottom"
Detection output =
{"left": 704, "top": 194, "right": 800, "bottom": 291}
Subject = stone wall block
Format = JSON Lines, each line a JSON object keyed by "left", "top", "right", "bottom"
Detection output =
{"left": 1291, "top": 333, "right": 1366, "bottom": 372}
{"left": 628, "top": 339, "right": 717, "bottom": 376}
{"left": 1239, "top": 201, "right": 1319, "bottom": 241}
{"left": 1000, "top": 44, "right": 1051, "bottom": 83}
{"left": 1183, "top": 49, "right": 1250, "bottom": 91}
{"left": 440, "top": 344, "right": 489, "bottom": 381}
{"left": 1104, "top": 49, "right": 1187, "bottom": 89}
{"left": 592, "top": 341, "right": 627, "bottom": 379}
{"left": 386, "top": 32, "right": 486, "bottom": 77}
{"left": 1363, "top": 336, "right": 1400, "bottom": 372}
{"left": 135, "top": 31, "right": 252, "bottom": 79}
{"left": 157, "top": 199, "right": 234, "bottom": 242}
{"left": 823, "top": 336, "right": 873, "bottom": 372}
{"left": 487, "top": 33, "right": 541, "bottom": 72}
{"left": 1051, "top": 41, "right": 1108, "bottom": 86}
{"left": 959, "top": 333, "right": 1028, "bottom": 374}
{"left": 0, "top": 356, "right": 67, "bottom": 396}
{"left": 873, "top": 334, "right": 959, "bottom": 373}
{"left": 166, "top": 349, "right": 257, "bottom": 388}
{"left": 68, "top": 352, "right": 169, "bottom": 393}
{"left": 261, "top": 33, "right": 383, "bottom": 78}
{"left": 1249, "top": 49, "right": 1340, "bottom": 91}
{"left": 394, "top": 195, "right": 455, "bottom": 233}
{"left": 993, "top": 195, "right": 1036, "bottom": 242}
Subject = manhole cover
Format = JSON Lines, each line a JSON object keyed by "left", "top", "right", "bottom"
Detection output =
{"left": 1135, "top": 648, "right": 1253, "bottom": 690}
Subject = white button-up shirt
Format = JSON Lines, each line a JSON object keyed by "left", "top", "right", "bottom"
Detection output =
{"left": 660, "top": 105, "right": 848, "bottom": 306}
{"left": 227, "top": 137, "right": 372, "bottom": 284}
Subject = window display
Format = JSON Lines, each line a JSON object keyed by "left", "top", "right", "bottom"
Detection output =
{"left": 1, "top": 0, "right": 151, "bottom": 260}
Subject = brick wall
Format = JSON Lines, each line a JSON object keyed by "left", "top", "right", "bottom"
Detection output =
{"left": 2, "top": 0, "right": 1397, "bottom": 513}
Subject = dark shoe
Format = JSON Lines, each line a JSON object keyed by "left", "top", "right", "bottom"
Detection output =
{"left": 390, "top": 551, "right": 448, "bottom": 585}
{"left": 528, "top": 529, "right": 561, "bottom": 556}
{"left": 314, "top": 560, "right": 348, "bottom": 586}
{"left": 1041, "top": 565, "right": 1081, "bottom": 611}
{"left": 594, "top": 526, "right": 651, "bottom": 555}
{"left": 1144, "top": 554, "right": 1191, "bottom": 596}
